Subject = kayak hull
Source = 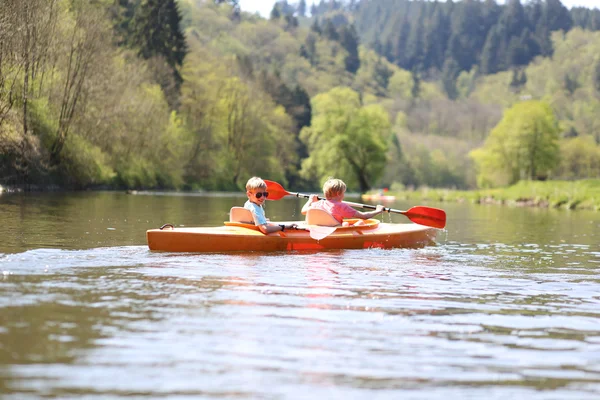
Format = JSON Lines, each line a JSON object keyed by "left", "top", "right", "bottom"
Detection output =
{"left": 146, "top": 220, "right": 439, "bottom": 253}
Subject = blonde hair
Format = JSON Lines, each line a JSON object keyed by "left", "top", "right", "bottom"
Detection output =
{"left": 245, "top": 176, "right": 266, "bottom": 191}
{"left": 323, "top": 178, "right": 346, "bottom": 199}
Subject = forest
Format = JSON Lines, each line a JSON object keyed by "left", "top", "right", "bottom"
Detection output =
{"left": 1, "top": 0, "right": 600, "bottom": 192}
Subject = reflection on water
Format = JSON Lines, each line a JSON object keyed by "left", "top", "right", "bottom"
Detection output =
{"left": 1, "top": 192, "right": 600, "bottom": 399}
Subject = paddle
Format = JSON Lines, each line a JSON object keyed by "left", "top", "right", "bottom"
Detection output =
{"left": 303, "top": 225, "right": 337, "bottom": 241}
{"left": 265, "top": 180, "right": 447, "bottom": 229}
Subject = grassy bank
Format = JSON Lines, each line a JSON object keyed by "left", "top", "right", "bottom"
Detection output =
{"left": 381, "top": 180, "right": 600, "bottom": 211}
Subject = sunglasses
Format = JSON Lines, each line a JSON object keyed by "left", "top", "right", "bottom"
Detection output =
{"left": 255, "top": 191, "right": 269, "bottom": 199}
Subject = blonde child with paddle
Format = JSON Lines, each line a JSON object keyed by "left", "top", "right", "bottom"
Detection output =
{"left": 244, "top": 177, "right": 298, "bottom": 234}
{"left": 301, "top": 178, "right": 385, "bottom": 226}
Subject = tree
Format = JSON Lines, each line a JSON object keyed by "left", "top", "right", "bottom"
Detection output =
{"left": 544, "top": 0, "right": 573, "bottom": 32}
{"left": 555, "top": 135, "right": 600, "bottom": 179}
{"left": 297, "top": 0, "right": 306, "bottom": 17}
{"left": 470, "top": 100, "right": 560, "bottom": 187}
{"left": 323, "top": 19, "right": 338, "bottom": 41}
{"left": 299, "top": 87, "right": 391, "bottom": 192}
{"left": 405, "top": 6, "right": 425, "bottom": 71}
{"left": 373, "top": 58, "right": 393, "bottom": 92}
{"left": 411, "top": 68, "right": 421, "bottom": 100}
{"left": 441, "top": 58, "right": 460, "bottom": 99}
{"left": 270, "top": 4, "right": 281, "bottom": 20}
{"left": 423, "top": 5, "right": 450, "bottom": 71}
{"left": 51, "top": 2, "right": 108, "bottom": 164}
{"left": 594, "top": 58, "right": 600, "bottom": 93}
{"left": 214, "top": 0, "right": 240, "bottom": 18}
{"left": 129, "top": 0, "right": 187, "bottom": 104}
{"left": 339, "top": 24, "right": 360, "bottom": 73}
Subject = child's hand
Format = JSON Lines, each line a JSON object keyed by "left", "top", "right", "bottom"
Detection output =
{"left": 309, "top": 194, "right": 318, "bottom": 203}
{"left": 375, "top": 205, "right": 385, "bottom": 213}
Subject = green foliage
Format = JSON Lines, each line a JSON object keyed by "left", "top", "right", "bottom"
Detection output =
{"left": 299, "top": 87, "right": 390, "bottom": 192}
{"left": 470, "top": 100, "right": 560, "bottom": 188}
{"left": 555, "top": 135, "right": 600, "bottom": 179}
{"left": 4, "top": 0, "right": 600, "bottom": 193}
{"left": 60, "top": 135, "right": 116, "bottom": 187}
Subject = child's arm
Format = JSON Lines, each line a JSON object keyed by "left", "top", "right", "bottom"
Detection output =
{"left": 353, "top": 205, "right": 385, "bottom": 219}
{"left": 257, "top": 222, "right": 299, "bottom": 234}
{"left": 301, "top": 194, "right": 319, "bottom": 215}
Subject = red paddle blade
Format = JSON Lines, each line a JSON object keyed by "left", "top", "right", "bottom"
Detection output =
{"left": 264, "top": 180, "right": 291, "bottom": 201}
{"left": 403, "top": 206, "right": 447, "bottom": 229}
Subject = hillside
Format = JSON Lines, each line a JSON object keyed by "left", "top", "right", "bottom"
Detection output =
{"left": 1, "top": 0, "right": 599, "bottom": 192}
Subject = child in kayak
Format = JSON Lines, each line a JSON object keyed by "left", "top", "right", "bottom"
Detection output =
{"left": 245, "top": 176, "right": 298, "bottom": 234}
{"left": 301, "top": 178, "right": 385, "bottom": 226}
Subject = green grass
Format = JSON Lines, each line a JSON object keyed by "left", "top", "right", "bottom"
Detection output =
{"left": 380, "top": 179, "right": 600, "bottom": 211}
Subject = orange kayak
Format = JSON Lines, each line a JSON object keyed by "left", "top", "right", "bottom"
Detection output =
{"left": 146, "top": 219, "right": 439, "bottom": 253}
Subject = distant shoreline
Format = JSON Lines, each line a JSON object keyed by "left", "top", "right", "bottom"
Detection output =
{"left": 367, "top": 179, "right": 600, "bottom": 211}
{"left": 4, "top": 180, "right": 599, "bottom": 212}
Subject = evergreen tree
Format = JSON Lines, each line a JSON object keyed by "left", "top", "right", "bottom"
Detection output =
{"left": 298, "top": 0, "right": 306, "bottom": 17}
{"left": 406, "top": 6, "right": 425, "bottom": 71}
{"left": 504, "top": 0, "right": 527, "bottom": 36}
{"left": 543, "top": 0, "right": 573, "bottom": 32}
{"left": 481, "top": 24, "right": 502, "bottom": 74}
{"left": 339, "top": 24, "right": 361, "bottom": 73}
{"left": 276, "top": 0, "right": 295, "bottom": 16}
{"left": 270, "top": 4, "right": 281, "bottom": 20}
{"left": 446, "top": 0, "right": 485, "bottom": 72}
{"left": 519, "top": 69, "right": 527, "bottom": 86}
{"left": 507, "top": 30, "right": 531, "bottom": 66}
{"left": 563, "top": 72, "right": 579, "bottom": 95}
{"left": 284, "top": 14, "right": 299, "bottom": 30}
{"left": 441, "top": 58, "right": 460, "bottom": 99}
{"left": 111, "top": 0, "right": 138, "bottom": 46}
{"left": 323, "top": 19, "right": 339, "bottom": 41}
{"left": 303, "top": 33, "right": 318, "bottom": 65}
{"left": 594, "top": 59, "right": 600, "bottom": 94}
{"left": 527, "top": 0, "right": 544, "bottom": 29}
{"left": 482, "top": 0, "right": 502, "bottom": 33}
{"left": 130, "top": 0, "right": 186, "bottom": 69}
{"left": 383, "top": 38, "right": 393, "bottom": 63}
{"left": 509, "top": 68, "right": 522, "bottom": 91}
{"left": 393, "top": 14, "right": 411, "bottom": 68}
{"left": 534, "top": 24, "right": 553, "bottom": 57}
{"left": 310, "top": 19, "right": 321, "bottom": 35}
{"left": 423, "top": 4, "right": 450, "bottom": 72}
{"left": 130, "top": 0, "right": 187, "bottom": 103}
{"left": 411, "top": 68, "right": 421, "bottom": 99}
{"left": 373, "top": 58, "right": 393, "bottom": 92}
{"left": 292, "top": 85, "right": 312, "bottom": 134}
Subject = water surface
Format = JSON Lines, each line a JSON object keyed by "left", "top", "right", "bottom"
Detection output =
{"left": 1, "top": 192, "right": 599, "bottom": 399}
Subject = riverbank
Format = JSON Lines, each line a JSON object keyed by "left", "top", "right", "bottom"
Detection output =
{"left": 381, "top": 180, "right": 600, "bottom": 211}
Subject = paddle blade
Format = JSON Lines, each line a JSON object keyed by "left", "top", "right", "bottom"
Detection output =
{"left": 265, "top": 180, "right": 290, "bottom": 201}
{"left": 403, "top": 206, "right": 447, "bottom": 229}
{"left": 307, "top": 225, "right": 337, "bottom": 240}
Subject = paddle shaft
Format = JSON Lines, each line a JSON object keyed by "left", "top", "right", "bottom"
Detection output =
{"left": 288, "top": 191, "right": 404, "bottom": 215}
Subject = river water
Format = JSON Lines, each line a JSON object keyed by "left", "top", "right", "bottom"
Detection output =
{"left": 1, "top": 191, "right": 599, "bottom": 399}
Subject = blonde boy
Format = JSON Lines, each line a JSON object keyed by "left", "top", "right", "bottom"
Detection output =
{"left": 244, "top": 177, "right": 297, "bottom": 234}
{"left": 301, "top": 178, "right": 384, "bottom": 225}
